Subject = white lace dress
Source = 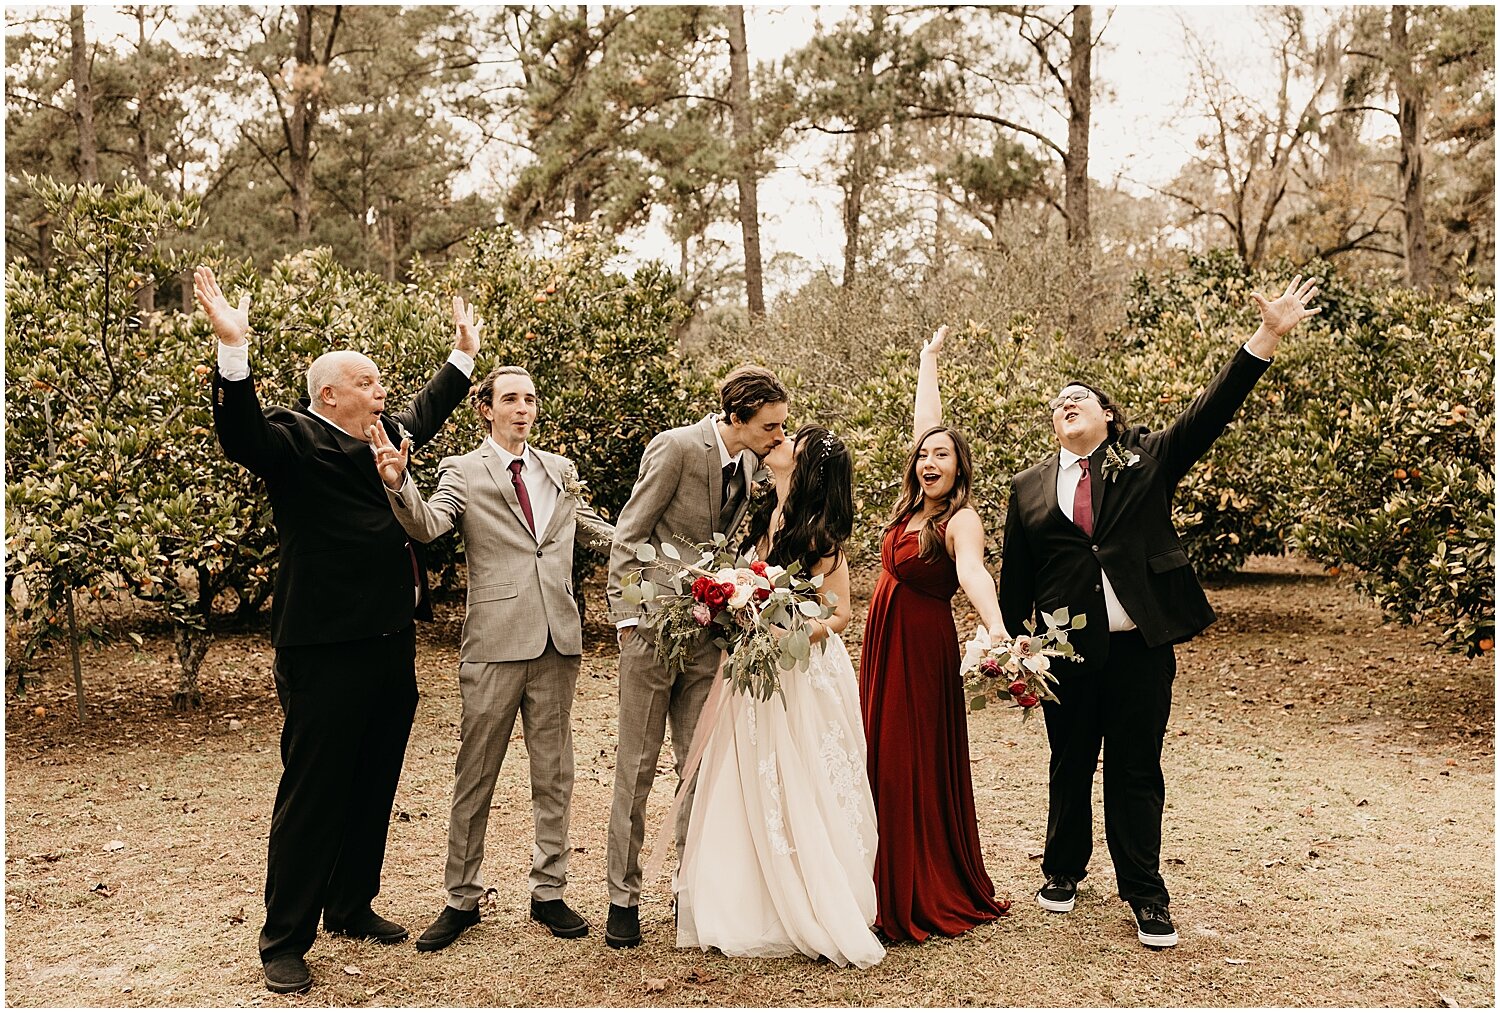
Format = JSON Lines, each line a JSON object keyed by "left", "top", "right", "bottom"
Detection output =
{"left": 676, "top": 634, "right": 885, "bottom": 968}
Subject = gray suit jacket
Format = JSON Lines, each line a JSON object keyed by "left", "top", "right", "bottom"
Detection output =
{"left": 387, "top": 442, "right": 614, "bottom": 662}
{"left": 606, "top": 416, "right": 756, "bottom": 622}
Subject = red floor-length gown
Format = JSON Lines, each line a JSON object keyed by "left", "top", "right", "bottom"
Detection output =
{"left": 858, "top": 521, "right": 1006, "bottom": 942}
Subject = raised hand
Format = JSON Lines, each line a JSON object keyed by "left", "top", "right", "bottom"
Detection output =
{"left": 193, "top": 266, "right": 250, "bottom": 347}
{"left": 369, "top": 417, "right": 411, "bottom": 490}
{"left": 1251, "top": 275, "right": 1321, "bottom": 338}
{"left": 452, "top": 295, "right": 482, "bottom": 357}
{"left": 922, "top": 324, "right": 949, "bottom": 358}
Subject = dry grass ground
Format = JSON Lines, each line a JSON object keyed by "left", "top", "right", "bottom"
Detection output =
{"left": 5, "top": 556, "right": 1494, "bottom": 1008}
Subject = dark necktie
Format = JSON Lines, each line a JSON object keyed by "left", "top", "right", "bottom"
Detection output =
{"left": 1073, "top": 457, "right": 1094, "bottom": 538}
{"left": 509, "top": 458, "right": 536, "bottom": 535}
{"left": 718, "top": 461, "right": 741, "bottom": 533}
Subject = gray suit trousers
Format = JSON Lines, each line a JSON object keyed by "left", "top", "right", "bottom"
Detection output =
{"left": 445, "top": 642, "right": 579, "bottom": 909}
{"left": 606, "top": 630, "right": 720, "bottom": 907}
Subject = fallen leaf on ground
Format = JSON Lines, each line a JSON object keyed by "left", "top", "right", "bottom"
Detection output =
{"left": 103, "top": 840, "right": 125, "bottom": 853}
{"left": 343, "top": 965, "right": 362, "bottom": 976}
{"left": 1226, "top": 958, "right": 1249, "bottom": 965}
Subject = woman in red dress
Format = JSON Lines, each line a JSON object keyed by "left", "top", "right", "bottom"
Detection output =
{"left": 858, "top": 325, "right": 1011, "bottom": 942}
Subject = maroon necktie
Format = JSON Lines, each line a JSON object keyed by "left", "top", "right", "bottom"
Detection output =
{"left": 1073, "top": 457, "right": 1094, "bottom": 538}
{"left": 508, "top": 458, "right": 536, "bottom": 535}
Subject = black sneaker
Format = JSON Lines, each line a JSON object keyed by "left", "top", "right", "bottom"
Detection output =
{"left": 414, "top": 905, "right": 481, "bottom": 953}
{"left": 1036, "top": 874, "right": 1078, "bottom": 913}
{"left": 1132, "top": 902, "right": 1178, "bottom": 948}
{"left": 604, "top": 903, "right": 642, "bottom": 949}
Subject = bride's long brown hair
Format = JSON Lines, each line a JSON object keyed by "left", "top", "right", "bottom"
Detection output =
{"left": 886, "top": 425, "right": 975, "bottom": 562}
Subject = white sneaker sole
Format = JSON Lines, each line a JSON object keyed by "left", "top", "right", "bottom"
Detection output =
{"left": 1037, "top": 892, "right": 1076, "bottom": 913}
{"left": 1138, "top": 927, "right": 1178, "bottom": 948}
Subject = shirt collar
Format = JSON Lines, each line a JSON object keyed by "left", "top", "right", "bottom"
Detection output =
{"left": 1059, "top": 441, "right": 1104, "bottom": 470}
{"left": 706, "top": 414, "right": 735, "bottom": 471}
{"left": 487, "top": 436, "right": 532, "bottom": 469}
{"left": 309, "top": 407, "right": 365, "bottom": 443}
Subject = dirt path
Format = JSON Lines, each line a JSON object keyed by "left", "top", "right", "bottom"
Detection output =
{"left": 5, "top": 557, "right": 1493, "bottom": 1007}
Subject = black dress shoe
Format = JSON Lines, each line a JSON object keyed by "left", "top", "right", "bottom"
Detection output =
{"left": 604, "top": 903, "right": 641, "bottom": 949}
{"left": 263, "top": 953, "right": 312, "bottom": 994}
{"left": 324, "top": 910, "right": 409, "bottom": 944}
{"left": 530, "top": 898, "right": 589, "bottom": 939}
{"left": 415, "top": 905, "right": 481, "bottom": 953}
{"left": 1131, "top": 902, "right": 1179, "bottom": 949}
{"left": 1037, "top": 874, "right": 1078, "bottom": 913}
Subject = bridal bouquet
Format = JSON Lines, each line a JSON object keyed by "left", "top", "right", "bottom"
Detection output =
{"left": 960, "top": 607, "right": 1088, "bottom": 719}
{"left": 618, "top": 534, "right": 834, "bottom": 701}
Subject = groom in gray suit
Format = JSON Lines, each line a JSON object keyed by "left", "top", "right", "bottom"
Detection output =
{"left": 603, "top": 365, "right": 790, "bottom": 948}
{"left": 374, "top": 365, "right": 614, "bottom": 951}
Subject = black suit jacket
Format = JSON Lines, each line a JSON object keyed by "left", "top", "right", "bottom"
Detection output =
{"left": 213, "top": 361, "right": 471, "bottom": 648}
{"left": 999, "top": 347, "right": 1270, "bottom": 671}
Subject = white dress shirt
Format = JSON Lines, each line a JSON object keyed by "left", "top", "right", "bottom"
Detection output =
{"left": 488, "top": 437, "right": 559, "bottom": 540}
{"left": 1056, "top": 444, "right": 1138, "bottom": 633}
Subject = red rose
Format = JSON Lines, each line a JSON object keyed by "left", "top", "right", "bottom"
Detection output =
{"left": 1008, "top": 680, "right": 1028, "bottom": 697}
{"left": 704, "top": 582, "right": 731, "bottom": 609}
{"left": 754, "top": 586, "right": 772, "bottom": 601}
{"left": 979, "top": 658, "right": 1003, "bottom": 678}
{"left": 749, "top": 560, "right": 768, "bottom": 576}
{"left": 1016, "top": 693, "right": 1040, "bottom": 708}
{"left": 690, "top": 576, "right": 713, "bottom": 602}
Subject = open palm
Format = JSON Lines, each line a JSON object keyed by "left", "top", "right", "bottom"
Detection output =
{"left": 1251, "top": 275, "right": 1320, "bottom": 338}
{"left": 193, "top": 266, "right": 250, "bottom": 346}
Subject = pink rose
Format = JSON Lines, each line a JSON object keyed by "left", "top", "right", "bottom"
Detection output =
{"left": 1012, "top": 635, "right": 1038, "bottom": 658}
{"left": 691, "top": 603, "right": 712, "bottom": 627}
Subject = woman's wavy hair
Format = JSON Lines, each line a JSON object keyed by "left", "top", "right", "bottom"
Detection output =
{"left": 741, "top": 426, "right": 854, "bottom": 575}
{"left": 886, "top": 425, "right": 975, "bottom": 562}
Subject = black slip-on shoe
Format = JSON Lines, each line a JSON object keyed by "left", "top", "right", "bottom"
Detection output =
{"left": 414, "top": 905, "right": 481, "bottom": 953}
{"left": 530, "top": 898, "right": 590, "bottom": 939}
{"left": 604, "top": 903, "right": 641, "bottom": 949}
{"left": 324, "top": 910, "right": 409, "bottom": 945}
{"left": 262, "top": 953, "right": 312, "bottom": 994}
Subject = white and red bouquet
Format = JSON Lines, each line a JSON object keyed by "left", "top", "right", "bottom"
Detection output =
{"left": 960, "top": 607, "right": 1087, "bottom": 719}
{"left": 618, "top": 534, "right": 833, "bottom": 701}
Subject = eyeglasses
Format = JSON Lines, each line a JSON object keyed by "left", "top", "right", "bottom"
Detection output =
{"left": 1047, "top": 390, "right": 1098, "bottom": 412}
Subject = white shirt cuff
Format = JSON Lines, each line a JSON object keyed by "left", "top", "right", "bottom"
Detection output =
{"left": 447, "top": 349, "right": 475, "bottom": 378}
{"left": 615, "top": 618, "right": 639, "bottom": 629}
{"left": 217, "top": 342, "right": 250, "bottom": 381}
{"left": 1242, "top": 342, "right": 1271, "bottom": 363}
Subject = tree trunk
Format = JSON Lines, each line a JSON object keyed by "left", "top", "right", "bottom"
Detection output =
{"left": 1391, "top": 6, "right": 1430, "bottom": 286}
{"left": 726, "top": 7, "right": 766, "bottom": 316}
{"left": 1063, "top": 5, "right": 1094, "bottom": 347}
{"left": 63, "top": 585, "right": 87, "bottom": 722}
{"left": 287, "top": 5, "right": 340, "bottom": 241}
{"left": 70, "top": 6, "right": 98, "bottom": 186}
{"left": 171, "top": 623, "right": 209, "bottom": 711}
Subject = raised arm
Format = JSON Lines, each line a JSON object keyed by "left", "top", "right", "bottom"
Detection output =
{"left": 1149, "top": 275, "right": 1321, "bottom": 482}
{"left": 947, "top": 507, "right": 1008, "bottom": 642}
{"left": 387, "top": 296, "right": 482, "bottom": 448}
{"left": 913, "top": 325, "right": 947, "bottom": 442}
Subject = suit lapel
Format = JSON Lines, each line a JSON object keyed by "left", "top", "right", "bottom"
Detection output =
{"left": 479, "top": 444, "right": 536, "bottom": 538}
{"left": 701, "top": 418, "right": 723, "bottom": 529}
{"left": 1041, "top": 453, "right": 1068, "bottom": 526}
{"left": 536, "top": 451, "right": 570, "bottom": 545}
{"left": 1089, "top": 444, "right": 1109, "bottom": 535}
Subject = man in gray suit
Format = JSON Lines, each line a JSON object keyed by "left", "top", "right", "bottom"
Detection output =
{"left": 603, "top": 365, "right": 790, "bottom": 948}
{"left": 373, "top": 365, "right": 614, "bottom": 951}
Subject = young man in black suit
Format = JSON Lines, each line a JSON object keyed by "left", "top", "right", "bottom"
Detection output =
{"left": 195, "top": 266, "right": 480, "bottom": 993}
{"left": 999, "top": 276, "right": 1320, "bottom": 949}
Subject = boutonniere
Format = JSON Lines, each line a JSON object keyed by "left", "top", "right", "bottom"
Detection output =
{"left": 747, "top": 466, "right": 775, "bottom": 503}
{"left": 561, "top": 464, "right": 589, "bottom": 501}
{"left": 1099, "top": 443, "right": 1141, "bottom": 483}
{"left": 392, "top": 419, "right": 414, "bottom": 446}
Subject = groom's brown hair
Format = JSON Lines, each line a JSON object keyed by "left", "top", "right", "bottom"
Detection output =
{"left": 718, "top": 366, "right": 788, "bottom": 424}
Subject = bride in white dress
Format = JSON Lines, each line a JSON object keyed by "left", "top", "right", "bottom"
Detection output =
{"left": 676, "top": 426, "right": 884, "bottom": 968}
